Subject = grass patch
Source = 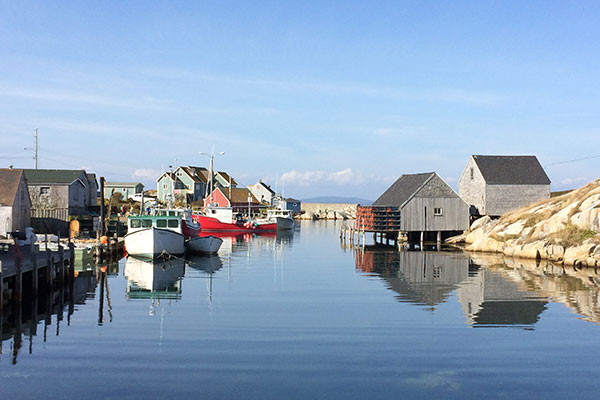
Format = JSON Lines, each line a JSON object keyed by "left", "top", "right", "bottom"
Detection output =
{"left": 549, "top": 223, "right": 598, "bottom": 247}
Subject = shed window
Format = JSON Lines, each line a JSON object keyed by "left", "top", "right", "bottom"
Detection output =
{"left": 434, "top": 208, "right": 443, "bottom": 216}
{"left": 470, "top": 168, "right": 474, "bottom": 180}
{"left": 40, "top": 187, "right": 50, "bottom": 195}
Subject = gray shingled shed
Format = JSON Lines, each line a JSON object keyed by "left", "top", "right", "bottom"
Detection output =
{"left": 458, "top": 155, "right": 551, "bottom": 217}
{"left": 372, "top": 172, "right": 469, "bottom": 239}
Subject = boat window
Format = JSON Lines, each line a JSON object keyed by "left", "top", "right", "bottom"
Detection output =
{"left": 168, "top": 219, "right": 179, "bottom": 228}
{"left": 142, "top": 219, "right": 153, "bottom": 228}
{"left": 169, "top": 211, "right": 176, "bottom": 216}
{"left": 130, "top": 219, "right": 141, "bottom": 228}
{"left": 156, "top": 219, "right": 167, "bottom": 228}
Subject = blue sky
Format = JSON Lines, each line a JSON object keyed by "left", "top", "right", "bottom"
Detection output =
{"left": 1, "top": 1, "right": 599, "bottom": 200}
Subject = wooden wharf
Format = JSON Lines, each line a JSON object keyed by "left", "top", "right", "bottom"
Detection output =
{"left": 0, "top": 237, "right": 78, "bottom": 363}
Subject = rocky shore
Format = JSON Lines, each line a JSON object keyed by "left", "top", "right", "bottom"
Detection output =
{"left": 297, "top": 203, "right": 357, "bottom": 220}
{"left": 448, "top": 179, "right": 600, "bottom": 267}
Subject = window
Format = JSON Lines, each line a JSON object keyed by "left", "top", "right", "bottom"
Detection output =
{"left": 163, "top": 184, "right": 167, "bottom": 189}
{"left": 434, "top": 208, "right": 443, "bottom": 216}
{"left": 142, "top": 219, "right": 153, "bottom": 228}
{"left": 168, "top": 219, "right": 179, "bottom": 228}
{"left": 40, "top": 186, "right": 50, "bottom": 195}
{"left": 130, "top": 219, "right": 141, "bottom": 228}
{"left": 470, "top": 168, "right": 474, "bottom": 180}
{"left": 156, "top": 219, "right": 167, "bottom": 228}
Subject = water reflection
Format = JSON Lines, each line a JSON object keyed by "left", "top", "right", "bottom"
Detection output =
{"left": 354, "top": 247, "right": 550, "bottom": 328}
{"left": 123, "top": 256, "right": 185, "bottom": 300}
{"left": 1, "top": 270, "right": 98, "bottom": 364}
{"left": 469, "top": 253, "right": 600, "bottom": 323}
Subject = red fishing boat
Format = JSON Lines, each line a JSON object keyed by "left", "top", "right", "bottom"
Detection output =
{"left": 192, "top": 206, "right": 276, "bottom": 232}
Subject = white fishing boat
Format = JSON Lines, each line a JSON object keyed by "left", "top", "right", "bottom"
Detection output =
{"left": 124, "top": 214, "right": 185, "bottom": 258}
{"left": 265, "top": 209, "right": 295, "bottom": 230}
{"left": 186, "top": 235, "right": 223, "bottom": 255}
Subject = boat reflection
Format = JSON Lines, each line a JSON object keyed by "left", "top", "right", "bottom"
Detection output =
{"left": 202, "top": 229, "right": 294, "bottom": 257}
{"left": 186, "top": 254, "right": 223, "bottom": 274}
{"left": 354, "top": 247, "right": 549, "bottom": 328}
{"left": 123, "top": 256, "right": 185, "bottom": 300}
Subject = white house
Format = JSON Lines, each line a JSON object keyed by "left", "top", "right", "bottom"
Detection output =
{"left": 0, "top": 168, "right": 31, "bottom": 238}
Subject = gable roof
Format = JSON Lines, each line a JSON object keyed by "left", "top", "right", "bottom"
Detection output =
{"left": 373, "top": 172, "right": 454, "bottom": 207}
{"left": 180, "top": 166, "right": 208, "bottom": 183}
{"left": 0, "top": 169, "right": 26, "bottom": 206}
{"left": 472, "top": 155, "right": 551, "bottom": 185}
{"left": 218, "top": 187, "right": 260, "bottom": 203}
{"left": 23, "top": 169, "right": 86, "bottom": 185}
{"left": 256, "top": 180, "right": 275, "bottom": 195}
{"left": 216, "top": 171, "right": 237, "bottom": 186}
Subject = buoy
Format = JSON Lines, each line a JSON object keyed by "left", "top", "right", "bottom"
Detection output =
{"left": 100, "top": 235, "right": 108, "bottom": 244}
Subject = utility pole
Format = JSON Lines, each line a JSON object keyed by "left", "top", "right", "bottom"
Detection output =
{"left": 34, "top": 128, "right": 38, "bottom": 169}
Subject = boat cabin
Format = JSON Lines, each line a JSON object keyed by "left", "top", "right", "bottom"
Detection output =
{"left": 127, "top": 215, "right": 183, "bottom": 235}
{"left": 267, "top": 209, "right": 293, "bottom": 218}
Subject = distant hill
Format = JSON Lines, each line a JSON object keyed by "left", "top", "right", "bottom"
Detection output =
{"left": 301, "top": 196, "right": 373, "bottom": 205}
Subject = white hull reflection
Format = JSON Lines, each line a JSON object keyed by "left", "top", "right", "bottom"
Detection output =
{"left": 124, "top": 256, "right": 185, "bottom": 299}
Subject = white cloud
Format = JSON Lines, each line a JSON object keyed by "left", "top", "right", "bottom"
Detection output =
{"left": 0, "top": 86, "right": 167, "bottom": 110}
{"left": 281, "top": 168, "right": 361, "bottom": 186}
{"left": 561, "top": 177, "right": 589, "bottom": 186}
{"left": 132, "top": 168, "right": 162, "bottom": 180}
{"left": 281, "top": 168, "right": 396, "bottom": 187}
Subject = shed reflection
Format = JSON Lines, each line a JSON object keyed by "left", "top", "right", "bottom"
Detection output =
{"left": 354, "top": 247, "right": 549, "bottom": 327}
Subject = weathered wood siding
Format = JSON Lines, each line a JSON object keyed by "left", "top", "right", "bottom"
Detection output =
{"left": 485, "top": 184, "right": 550, "bottom": 216}
{"left": 458, "top": 156, "right": 487, "bottom": 215}
{"left": 401, "top": 175, "right": 469, "bottom": 232}
{"left": 401, "top": 197, "right": 469, "bottom": 231}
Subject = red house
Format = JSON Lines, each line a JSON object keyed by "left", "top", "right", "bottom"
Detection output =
{"left": 204, "top": 187, "right": 263, "bottom": 214}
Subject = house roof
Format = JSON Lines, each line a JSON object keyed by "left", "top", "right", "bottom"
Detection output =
{"left": 472, "top": 155, "right": 551, "bottom": 185}
{"left": 258, "top": 180, "right": 275, "bottom": 195}
{"left": 373, "top": 172, "right": 437, "bottom": 207}
{"left": 181, "top": 166, "right": 208, "bottom": 183}
{"left": 23, "top": 169, "right": 86, "bottom": 185}
{"left": 105, "top": 182, "right": 144, "bottom": 188}
{"left": 216, "top": 171, "right": 237, "bottom": 185}
{"left": 0, "top": 169, "right": 25, "bottom": 206}
{"left": 218, "top": 187, "right": 260, "bottom": 203}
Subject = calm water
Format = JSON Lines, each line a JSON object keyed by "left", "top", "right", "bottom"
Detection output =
{"left": 2, "top": 221, "right": 600, "bottom": 399}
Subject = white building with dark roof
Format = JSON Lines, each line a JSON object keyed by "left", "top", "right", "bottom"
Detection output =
{"left": 248, "top": 180, "right": 275, "bottom": 205}
{"left": 459, "top": 155, "right": 551, "bottom": 217}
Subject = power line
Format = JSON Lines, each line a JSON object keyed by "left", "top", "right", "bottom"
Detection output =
{"left": 545, "top": 154, "right": 600, "bottom": 167}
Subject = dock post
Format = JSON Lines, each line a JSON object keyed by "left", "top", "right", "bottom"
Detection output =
{"left": 32, "top": 247, "right": 38, "bottom": 295}
{"left": 58, "top": 239, "right": 65, "bottom": 286}
{"left": 437, "top": 231, "right": 442, "bottom": 248}
{"left": 420, "top": 231, "right": 424, "bottom": 248}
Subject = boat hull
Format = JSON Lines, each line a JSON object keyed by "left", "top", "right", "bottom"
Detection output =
{"left": 193, "top": 215, "right": 276, "bottom": 232}
{"left": 186, "top": 235, "right": 223, "bottom": 255}
{"left": 124, "top": 227, "right": 185, "bottom": 258}
{"left": 275, "top": 216, "right": 294, "bottom": 230}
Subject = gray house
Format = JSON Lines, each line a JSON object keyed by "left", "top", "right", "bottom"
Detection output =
{"left": 458, "top": 155, "right": 551, "bottom": 217}
{"left": 0, "top": 168, "right": 31, "bottom": 238}
{"left": 23, "top": 169, "right": 96, "bottom": 219}
{"left": 104, "top": 181, "right": 145, "bottom": 200}
{"left": 373, "top": 172, "right": 469, "bottom": 241}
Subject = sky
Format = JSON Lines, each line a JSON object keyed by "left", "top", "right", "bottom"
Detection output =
{"left": 0, "top": 0, "right": 599, "bottom": 200}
